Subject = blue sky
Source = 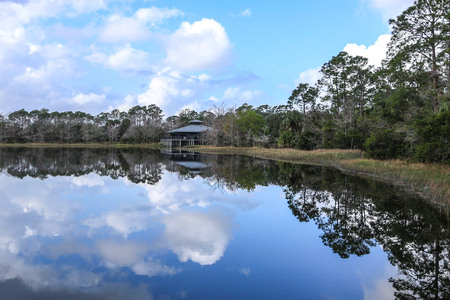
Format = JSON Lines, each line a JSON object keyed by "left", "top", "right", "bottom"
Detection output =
{"left": 0, "top": 0, "right": 414, "bottom": 116}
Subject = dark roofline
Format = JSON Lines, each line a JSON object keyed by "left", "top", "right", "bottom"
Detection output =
{"left": 188, "top": 120, "right": 204, "bottom": 124}
{"left": 166, "top": 124, "right": 212, "bottom": 133}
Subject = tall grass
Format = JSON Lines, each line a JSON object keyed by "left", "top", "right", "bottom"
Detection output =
{"left": 338, "top": 159, "right": 449, "bottom": 210}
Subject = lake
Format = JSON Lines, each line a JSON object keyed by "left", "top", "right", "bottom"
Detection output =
{"left": 0, "top": 147, "right": 448, "bottom": 300}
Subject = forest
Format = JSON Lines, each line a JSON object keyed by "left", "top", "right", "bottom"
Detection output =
{"left": 0, "top": 0, "right": 448, "bottom": 163}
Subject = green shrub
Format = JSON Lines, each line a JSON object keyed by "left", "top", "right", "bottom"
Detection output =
{"left": 414, "top": 110, "right": 450, "bottom": 163}
{"left": 295, "top": 131, "right": 316, "bottom": 150}
{"left": 332, "top": 129, "right": 365, "bottom": 149}
{"left": 364, "top": 128, "right": 406, "bottom": 159}
{"left": 278, "top": 130, "right": 294, "bottom": 148}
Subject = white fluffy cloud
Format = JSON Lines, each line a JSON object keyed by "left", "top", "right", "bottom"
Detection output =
{"left": 163, "top": 211, "right": 232, "bottom": 265}
{"left": 137, "top": 68, "right": 186, "bottom": 109}
{"left": 366, "top": 0, "right": 414, "bottom": 20}
{"left": 294, "top": 34, "right": 390, "bottom": 87}
{"left": 72, "top": 92, "right": 106, "bottom": 105}
{"left": 221, "top": 87, "right": 263, "bottom": 104}
{"left": 100, "top": 7, "right": 183, "bottom": 43}
{"left": 343, "top": 34, "right": 390, "bottom": 67}
{"left": 96, "top": 241, "right": 143, "bottom": 266}
{"left": 13, "top": 59, "right": 71, "bottom": 87}
{"left": 0, "top": 0, "right": 106, "bottom": 30}
{"left": 165, "top": 18, "right": 232, "bottom": 71}
{"left": 67, "top": 0, "right": 106, "bottom": 14}
{"left": 96, "top": 239, "right": 178, "bottom": 277}
{"left": 0, "top": 0, "right": 108, "bottom": 113}
{"left": 295, "top": 68, "right": 321, "bottom": 85}
{"left": 141, "top": 172, "right": 213, "bottom": 213}
{"left": 84, "top": 205, "right": 154, "bottom": 238}
{"left": 7, "top": 43, "right": 73, "bottom": 90}
{"left": 135, "top": 7, "right": 184, "bottom": 25}
{"left": 100, "top": 15, "right": 150, "bottom": 43}
{"left": 3, "top": 66, "right": 69, "bottom": 112}
{"left": 0, "top": 0, "right": 102, "bottom": 51}
{"left": 177, "top": 100, "right": 203, "bottom": 114}
{"left": 115, "top": 94, "right": 137, "bottom": 112}
{"left": 0, "top": 175, "right": 83, "bottom": 253}
{"left": 134, "top": 68, "right": 213, "bottom": 114}
{"left": 0, "top": 174, "right": 102, "bottom": 288}
{"left": 71, "top": 173, "right": 105, "bottom": 187}
{"left": 0, "top": 24, "right": 89, "bottom": 112}
{"left": 87, "top": 44, "right": 152, "bottom": 72}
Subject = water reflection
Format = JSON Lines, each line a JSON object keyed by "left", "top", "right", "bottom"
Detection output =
{"left": 162, "top": 211, "right": 232, "bottom": 265}
{"left": 282, "top": 164, "right": 450, "bottom": 299}
{"left": 0, "top": 147, "right": 164, "bottom": 184}
{"left": 0, "top": 147, "right": 448, "bottom": 299}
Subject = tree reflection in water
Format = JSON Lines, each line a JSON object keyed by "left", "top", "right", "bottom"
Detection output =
{"left": 280, "top": 163, "right": 449, "bottom": 300}
{"left": 0, "top": 147, "right": 448, "bottom": 299}
{"left": 0, "top": 147, "right": 164, "bottom": 184}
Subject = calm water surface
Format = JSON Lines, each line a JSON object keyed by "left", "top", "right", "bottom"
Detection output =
{"left": 0, "top": 147, "right": 448, "bottom": 300}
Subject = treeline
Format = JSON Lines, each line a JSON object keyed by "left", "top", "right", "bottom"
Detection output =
{"left": 0, "top": 0, "right": 448, "bottom": 163}
{"left": 0, "top": 105, "right": 214, "bottom": 145}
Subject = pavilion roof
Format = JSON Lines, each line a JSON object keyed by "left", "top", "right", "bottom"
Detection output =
{"left": 166, "top": 124, "right": 212, "bottom": 133}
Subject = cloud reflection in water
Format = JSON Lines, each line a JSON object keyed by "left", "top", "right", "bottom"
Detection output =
{"left": 163, "top": 211, "right": 232, "bottom": 265}
{"left": 0, "top": 167, "right": 246, "bottom": 292}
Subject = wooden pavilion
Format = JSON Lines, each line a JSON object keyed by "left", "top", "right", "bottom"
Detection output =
{"left": 161, "top": 120, "right": 212, "bottom": 148}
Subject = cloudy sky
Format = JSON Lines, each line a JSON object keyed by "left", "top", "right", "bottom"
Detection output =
{"left": 0, "top": 0, "right": 414, "bottom": 116}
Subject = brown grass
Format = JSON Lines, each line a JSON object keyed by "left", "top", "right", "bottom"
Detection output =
{"left": 189, "top": 146, "right": 450, "bottom": 212}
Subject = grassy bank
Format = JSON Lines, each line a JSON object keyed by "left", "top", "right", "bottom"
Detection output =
{"left": 0, "top": 143, "right": 163, "bottom": 149}
{"left": 189, "top": 146, "right": 450, "bottom": 212}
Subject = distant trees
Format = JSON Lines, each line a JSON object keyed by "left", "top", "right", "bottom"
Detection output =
{"left": 121, "top": 105, "right": 165, "bottom": 143}
{"left": 0, "top": 103, "right": 272, "bottom": 147}
{"left": 0, "top": 105, "right": 166, "bottom": 144}
{"left": 214, "top": 104, "right": 267, "bottom": 147}
{"left": 288, "top": 83, "right": 318, "bottom": 114}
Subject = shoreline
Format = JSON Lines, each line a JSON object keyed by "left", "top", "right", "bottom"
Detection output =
{"left": 0, "top": 143, "right": 163, "bottom": 149}
{"left": 1, "top": 143, "right": 448, "bottom": 214}
{"left": 187, "top": 146, "right": 450, "bottom": 213}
